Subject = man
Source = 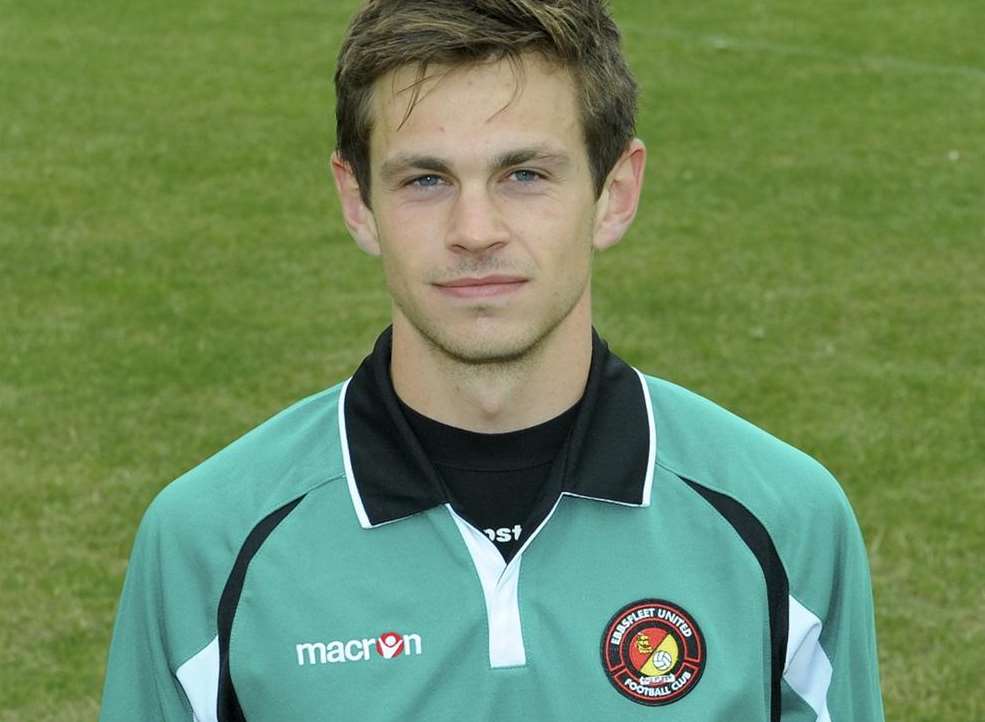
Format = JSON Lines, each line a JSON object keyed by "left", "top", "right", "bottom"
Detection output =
{"left": 100, "top": 1, "right": 884, "bottom": 720}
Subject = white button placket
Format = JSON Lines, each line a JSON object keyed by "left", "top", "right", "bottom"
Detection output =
{"left": 448, "top": 496, "right": 563, "bottom": 669}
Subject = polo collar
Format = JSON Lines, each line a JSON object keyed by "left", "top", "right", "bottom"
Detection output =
{"left": 340, "top": 327, "right": 655, "bottom": 529}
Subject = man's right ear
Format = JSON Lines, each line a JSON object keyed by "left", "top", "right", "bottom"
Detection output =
{"left": 331, "top": 152, "right": 381, "bottom": 256}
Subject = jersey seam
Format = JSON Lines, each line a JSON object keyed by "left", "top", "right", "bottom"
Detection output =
{"left": 227, "top": 496, "right": 313, "bottom": 657}
{"left": 663, "top": 461, "right": 790, "bottom": 722}
{"left": 658, "top": 461, "right": 775, "bottom": 597}
{"left": 168, "top": 471, "right": 345, "bottom": 675}
{"left": 219, "top": 494, "right": 310, "bottom": 721}
{"left": 245, "top": 470, "right": 347, "bottom": 537}
{"left": 654, "top": 457, "right": 793, "bottom": 571}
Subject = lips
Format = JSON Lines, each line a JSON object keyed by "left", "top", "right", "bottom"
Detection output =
{"left": 434, "top": 275, "right": 527, "bottom": 298}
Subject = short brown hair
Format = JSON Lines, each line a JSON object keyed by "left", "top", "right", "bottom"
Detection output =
{"left": 334, "top": 0, "right": 638, "bottom": 204}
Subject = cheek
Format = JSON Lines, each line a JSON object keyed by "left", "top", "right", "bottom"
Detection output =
{"left": 527, "top": 214, "right": 596, "bottom": 274}
{"left": 379, "top": 243, "right": 419, "bottom": 293}
{"left": 377, "top": 204, "right": 444, "bottom": 259}
{"left": 376, "top": 222, "right": 437, "bottom": 296}
{"left": 516, "top": 185, "right": 596, "bottom": 239}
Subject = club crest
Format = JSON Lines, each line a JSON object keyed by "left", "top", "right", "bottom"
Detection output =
{"left": 600, "top": 599, "right": 706, "bottom": 706}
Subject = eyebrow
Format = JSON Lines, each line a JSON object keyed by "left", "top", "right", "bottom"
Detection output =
{"left": 379, "top": 145, "right": 573, "bottom": 184}
{"left": 379, "top": 154, "right": 453, "bottom": 184}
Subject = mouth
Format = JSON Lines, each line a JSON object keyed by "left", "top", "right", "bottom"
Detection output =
{"left": 433, "top": 275, "right": 528, "bottom": 299}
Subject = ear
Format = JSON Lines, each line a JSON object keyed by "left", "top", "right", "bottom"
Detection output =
{"left": 331, "top": 151, "right": 381, "bottom": 256}
{"left": 592, "top": 139, "right": 646, "bottom": 251}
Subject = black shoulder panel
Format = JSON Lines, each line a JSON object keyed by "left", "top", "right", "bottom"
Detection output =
{"left": 680, "top": 477, "right": 789, "bottom": 722}
{"left": 217, "top": 495, "right": 306, "bottom": 722}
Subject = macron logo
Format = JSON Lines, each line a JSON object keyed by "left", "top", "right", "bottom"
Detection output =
{"left": 296, "top": 631, "right": 422, "bottom": 666}
{"left": 376, "top": 632, "right": 405, "bottom": 658}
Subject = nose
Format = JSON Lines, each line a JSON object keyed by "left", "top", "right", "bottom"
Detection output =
{"left": 446, "top": 184, "right": 510, "bottom": 253}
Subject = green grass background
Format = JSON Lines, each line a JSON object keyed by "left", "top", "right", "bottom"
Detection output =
{"left": 1, "top": 1, "right": 982, "bottom": 720}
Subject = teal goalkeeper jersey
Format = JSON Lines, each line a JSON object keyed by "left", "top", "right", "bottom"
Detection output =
{"left": 99, "top": 331, "right": 884, "bottom": 721}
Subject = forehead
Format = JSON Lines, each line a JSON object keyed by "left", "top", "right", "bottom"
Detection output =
{"left": 367, "top": 54, "right": 584, "bottom": 165}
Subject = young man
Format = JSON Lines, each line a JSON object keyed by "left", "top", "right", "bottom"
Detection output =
{"left": 100, "top": 2, "right": 884, "bottom": 720}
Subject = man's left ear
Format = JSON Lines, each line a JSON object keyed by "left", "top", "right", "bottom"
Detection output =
{"left": 592, "top": 139, "right": 646, "bottom": 251}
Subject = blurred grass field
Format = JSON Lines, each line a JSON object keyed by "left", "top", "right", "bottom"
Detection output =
{"left": 1, "top": 1, "right": 983, "bottom": 720}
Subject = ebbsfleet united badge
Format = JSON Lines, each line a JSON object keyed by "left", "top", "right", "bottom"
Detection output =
{"left": 600, "top": 599, "right": 706, "bottom": 706}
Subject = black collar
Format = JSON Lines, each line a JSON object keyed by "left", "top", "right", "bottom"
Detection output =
{"left": 341, "top": 327, "right": 654, "bottom": 528}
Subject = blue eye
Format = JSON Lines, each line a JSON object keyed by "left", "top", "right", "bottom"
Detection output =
{"left": 409, "top": 175, "right": 443, "bottom": 188}
{"left": 509, "top": 169, "right": 543, "bottom": 183}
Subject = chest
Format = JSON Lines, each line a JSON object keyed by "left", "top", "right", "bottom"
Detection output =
{"left": 226, "top": 495, "right": 773, "bottom": 721}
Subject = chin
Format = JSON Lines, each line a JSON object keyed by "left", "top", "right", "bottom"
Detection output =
{"left": 416, "top": 317, "right": 555, "bottom": 367}
{"left": 432, "top": 329, "right": 540, "bottom": 366}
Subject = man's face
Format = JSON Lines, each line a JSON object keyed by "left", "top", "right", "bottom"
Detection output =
{"left": 364, "top": 55, "right": 603, "bottom": 364}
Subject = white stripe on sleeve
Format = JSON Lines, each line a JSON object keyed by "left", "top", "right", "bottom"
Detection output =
{"left": 784, "top": 595, "right": 833, "bottom": 722}
{"left": 175, "top": 635, "right": 220, "bottom": 722}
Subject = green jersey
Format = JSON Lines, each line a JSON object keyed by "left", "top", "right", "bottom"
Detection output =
{"left": 99, "top": 331, "right": 883, "bottom": 721}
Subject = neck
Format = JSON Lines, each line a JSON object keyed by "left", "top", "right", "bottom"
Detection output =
{"left": 390, "top": 301, "right": 593, "bottom": 433}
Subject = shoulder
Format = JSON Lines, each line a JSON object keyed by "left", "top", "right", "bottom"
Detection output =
{"left": 141, "top": 383, "right": 348, "bottom": 548}
{"left": 640, "top": 374, "right": 860, "bottom": 564}
{"left": 110, "top": 384, "right": 349, "bottom": 672}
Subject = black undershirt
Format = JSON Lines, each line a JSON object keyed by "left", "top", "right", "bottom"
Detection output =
{"left": 397, "top": 398, "right": 580, "bottom": 562}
